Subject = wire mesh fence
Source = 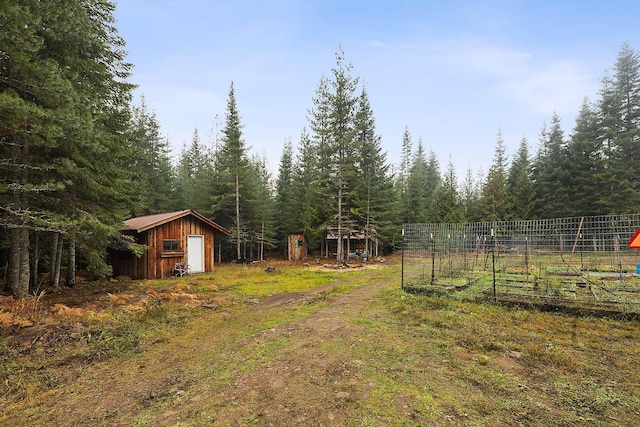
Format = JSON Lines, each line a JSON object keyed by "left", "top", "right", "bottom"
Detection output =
{"left": 401, "top": 215, "right": 640, "bottom": 315}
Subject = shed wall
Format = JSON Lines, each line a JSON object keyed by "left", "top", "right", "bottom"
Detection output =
{"left": 288, "top": 234, "right": 307, "bottom": 261}
{"left": 110, "top": 216, "right": 217, "bottom": 279}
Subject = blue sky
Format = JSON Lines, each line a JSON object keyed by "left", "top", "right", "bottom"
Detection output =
{"left": 114, "top": 0, "right": 640, "bottom": 178}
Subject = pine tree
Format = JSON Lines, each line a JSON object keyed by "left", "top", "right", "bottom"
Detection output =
{"left": 353, "top": 86, "right": 394, "bottom": 254}
{"left": 174, "top": 129, "right": 211, "bottom": 212}
{"left": 435, "top": 158, "right": 462, "bottom": 223}
{"left": 424, "top": 149, "right": 442, "bottom": 221}
{"left": 597, "top": 43, "right": 640, "bottom": 212}
{"left": 406, "top": 140, "right": 432, "bottom": 223}
{"left": 273, "top": 140, "right": 297, "bottom": 253}
{"left": 305, "top": 48, "right": 360, "bottom": 261}
{"left": 460, "top": 167, "right": 482, "bottom": 222}
{"left": 127, "top": 96, "right": 175, "bottom": 215}
{"left": 479, "top": 131, "right": 510, "bottom": 221}
{"left": 327, "top": 49, "right": 359, "bottom": 261}
{"left": 211, "top": 82, "right": 251, "bottom": 259}
{"left": 247, "top": 154, "right": 276, "bottom": 260}
{"left": 532, "top": 113, "right": 571, "bottom": 218}
{"left": 174, "top": 141, "right": 195, "bottom": 210}
{"left": 398, "top": 127, "right": 413, "bottom": 223}
{"left": 507, "top": 136, "right": 535, "bottom": 219}
{"left": 1, "top": 0, "right": 135, "bottom": 293}
{"left": 292, "top": 128, "right": 323, "bottom": 249}
{"left": 565, "top": 98, "right": 605, "bottom": 215}
{"left": 614, "top": 42, "right": 640, "bottom": 204}
{"left": 304, "top": 76, "right": 333, "bottom": 249}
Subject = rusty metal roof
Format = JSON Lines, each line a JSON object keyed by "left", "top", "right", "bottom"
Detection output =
{"left": 123, "top": 209, "right": 230, "bottom": 235}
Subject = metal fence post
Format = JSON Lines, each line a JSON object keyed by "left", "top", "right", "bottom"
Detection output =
{"left": 401, "top": 227, "right": 405, "bottom": 290}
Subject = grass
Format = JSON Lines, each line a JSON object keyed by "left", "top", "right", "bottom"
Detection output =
{"left": 404, "top": 251, "right": 640, "bottom": 317}
{"left": 2, "top": 261, "right": 640, "bottom": 426}
{"left": 379, "top": 286, "right": 640, "bottom": 425}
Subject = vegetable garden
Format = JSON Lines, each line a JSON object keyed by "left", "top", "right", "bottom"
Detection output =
{"left": 401, "top": 214, "right": 640, "bottom": 316}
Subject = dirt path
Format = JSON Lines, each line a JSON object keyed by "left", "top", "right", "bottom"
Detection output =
{"left": 12, "top": 269, "right": 401, "bottom": 427}
{"left": 213, "top": 277, "right": 392, "bottom": 425}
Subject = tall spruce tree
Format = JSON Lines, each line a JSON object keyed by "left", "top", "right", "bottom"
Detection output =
{"left": 600, "top": 43, "right": 640, "bottom": 212}
{"left": 292, "top": 128, "right": 324, "bottom": 249}
{"left": 424, "top": 149, "right": 442, "bottom": 221}
{"left": 565, "top": 98, "right": 605, "bottom": 215}
{"left": 304, "top": 76, "right": 333, "bottom": 249}
{"left": 532, "top": 113, "right": 570, "bottom": 218}
{"left": 353, "top": 86, "right": 394, "bottom": 254}
{"left": 434, "top": 158, "right": 462, "bottom": 223}
{"left": 273, "top": 140, "right": 297, "bottom": 253}
{"left": 305, "top": 48, "right": 360, "bottom": 261}
{"left": 127, "top": 96, "right": 175, "bottom": 215}
{"left": 507, "top": 136, "right": 535, "bottom": 220}
{"left": 479, "top": 131, "right": 509, "bottom": 221}
{"left": 247, "top": 154, "right": 275, "bottom": 260}
{"left": 405, "top": 140, "right": 431, "bottom": 223}
{"left": 327, "top": 49, "right": 359, "bottom": 261}
{"left": 615, "top": 43, "right": 640, "bottom": 203}
{"left": 211, "top": 82, "right": 251, "bottom": 259}
{"left": 175, "top": 130, "right": 207, "bottom": 211}
{"left": 1, "top": 0, "right": 135, "bottom": 294}
{"left": 398, "top": 127, "right": 413, "bottom": 223}
{"left": 460, "top": 167, "right": 482, "bottom": 222}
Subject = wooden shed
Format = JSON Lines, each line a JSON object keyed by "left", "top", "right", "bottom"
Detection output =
{"left": 109, "top": 210, "right": 230, "bottom": 279}
{"left": 287, "top": 232, "right": 308, "bottom": 261}
{"left": 323, "top": 229, "right": 379, "bottom": 260}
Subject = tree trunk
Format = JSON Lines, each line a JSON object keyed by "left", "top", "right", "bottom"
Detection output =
{"left": 50, "top": 232, "right": 59, "bottom": 288}
{"left": 235, "top": 172, "right": 241, "bottom": 260}
{"left": 7, "top": 228, "right": 24, "bottom": 295}
{"left": 19, "top": 228, "right": 30, "bottom": 294}
{"left": 337, "top": 185, "right": 343, "bottom": 262}
{"left": 50, "top": 232, "right": 63, "bottom": 288}
{"left": 55, "top": 236, "right": 63, "bottom": 286}
{"left": 66, "top": 239, "right": 76, "bottom": 287}
{"left": 7, "top": 228, "right": 31, "bottom": 296}
{"left": 365, "top": 193, "right": 371, "bottom": 256}
{"left": 260, "top": 220, "right": 265, "bottom": 261}
{"left": 31, "top": 231, "right": 40, "bottom": 291}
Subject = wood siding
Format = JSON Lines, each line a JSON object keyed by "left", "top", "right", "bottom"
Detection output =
{"left": 110, "top": 216, "right": 218, "bottom": 279}
{"left": 288, "top": 234, "right": 307, "bottom": 261}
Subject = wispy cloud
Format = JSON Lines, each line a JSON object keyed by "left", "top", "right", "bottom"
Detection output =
{"left": 504, "top": 60, "right": 591, "bottom": 115}
{"left": 438, "top": 38, "right": 591, "bottom": 115}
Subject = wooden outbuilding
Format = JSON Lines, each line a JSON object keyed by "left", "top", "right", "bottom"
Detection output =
{"left": 287, "top": 232, "right": 308, "bottom": 261}
{"left": 323, "top": 229, "right": 379, "bottom": 260}
{"left": 109, "top": 210, "right": 230, "bottom": 279}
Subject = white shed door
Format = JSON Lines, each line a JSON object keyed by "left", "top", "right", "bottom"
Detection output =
{"left": 187, "top": 235, "right": 204, "bottom": 273}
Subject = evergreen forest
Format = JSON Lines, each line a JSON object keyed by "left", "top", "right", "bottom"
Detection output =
{"left": 2, "top": 1, "right": 640, "bottom": 296}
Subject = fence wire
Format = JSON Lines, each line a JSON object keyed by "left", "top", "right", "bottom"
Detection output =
{"left": 401, "top": 214, "right": 640, "bottom": 293}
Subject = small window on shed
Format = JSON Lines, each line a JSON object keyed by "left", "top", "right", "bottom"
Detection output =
{"left": 162, "top": 240, "right": 180, "bottom": 252}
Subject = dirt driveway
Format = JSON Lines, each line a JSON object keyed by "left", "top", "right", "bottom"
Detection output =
{"left": 7, "top": 268, "right": 413, "bottom": 427}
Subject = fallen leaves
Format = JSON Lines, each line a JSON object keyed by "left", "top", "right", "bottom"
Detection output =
{"left": 51, "top": 304, "right": 87, "bottom": 318}
{"left": 0, "top": 311, "right": 33, "bottom": 328}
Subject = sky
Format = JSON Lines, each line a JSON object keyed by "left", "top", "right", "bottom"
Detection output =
{"left": 113, "top": 0, "right": 640, "bottom": 178}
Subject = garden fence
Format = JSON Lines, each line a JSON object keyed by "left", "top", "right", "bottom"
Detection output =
{"left": 401, "top": 214, "right": 640, "bottom": 313}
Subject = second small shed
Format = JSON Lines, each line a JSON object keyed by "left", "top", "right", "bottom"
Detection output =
{"left": 288, "top": 232, "right": 308, "bottom": 261}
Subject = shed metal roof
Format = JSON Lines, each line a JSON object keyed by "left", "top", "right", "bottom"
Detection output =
{"left": 123, "top": 209, "right": 230, "bottom": 235}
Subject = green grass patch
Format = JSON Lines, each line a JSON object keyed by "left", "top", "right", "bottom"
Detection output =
{"left": 231, "top": 268, "right": 336, "bottom": 297}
